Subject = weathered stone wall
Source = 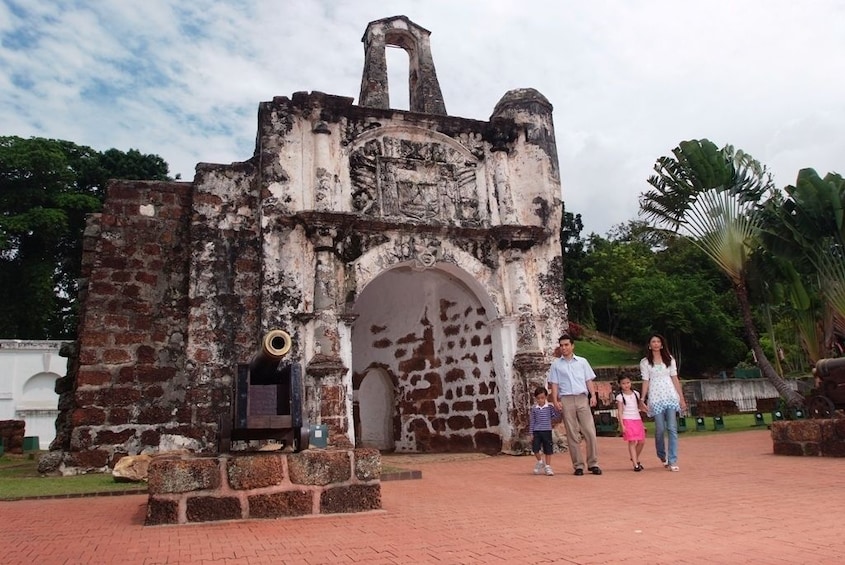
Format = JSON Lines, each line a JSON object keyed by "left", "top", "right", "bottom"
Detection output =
{"left": 64, "top": 181, "right": 195, "bottom": 469}
{"left": 146, "top": 448, "right": 381, "bottom": 525}
{"left": 771, "top": 419, "right": 845, "bottom": 457}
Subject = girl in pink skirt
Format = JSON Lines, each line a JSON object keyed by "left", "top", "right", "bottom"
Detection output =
{"left": 615, "top": 375, "right": 646, "bottom": 471}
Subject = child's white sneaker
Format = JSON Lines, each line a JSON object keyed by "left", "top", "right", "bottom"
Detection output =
{"left": 533, "top": 461, "right": 544, "bottom": 475}
{"left": 544, "top": 465, "right": 554, "bottom": 476}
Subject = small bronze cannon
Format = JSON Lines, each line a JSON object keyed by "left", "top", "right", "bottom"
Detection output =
{"left": 807, "top": 357, "right": 845, "bottom": 418}
{"left": 218, "top": 329, "right": 310, "bottom": 452}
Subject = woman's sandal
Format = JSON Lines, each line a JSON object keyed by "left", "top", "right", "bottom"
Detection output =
{"left": 668, "top": 464, "right": 680, "bottom": 472}
{"left": 636, "top": 463, "right": 644, "bottom": 471}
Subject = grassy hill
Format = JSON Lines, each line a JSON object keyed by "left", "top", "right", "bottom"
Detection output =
{"left": 573, "top": 330, "right": 640, "bottom": 367}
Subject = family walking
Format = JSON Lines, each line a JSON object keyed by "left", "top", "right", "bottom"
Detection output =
{"left": 533, "top": 332, "right": 686, "bottom": 475}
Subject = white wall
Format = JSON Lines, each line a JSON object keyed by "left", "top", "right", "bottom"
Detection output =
{"left": 0, "top": 340, "right": 66, "bottom": 449}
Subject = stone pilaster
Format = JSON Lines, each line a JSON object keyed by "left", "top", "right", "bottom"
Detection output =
{"left": 508, "top": 351, "right": 550, "bottom": 453}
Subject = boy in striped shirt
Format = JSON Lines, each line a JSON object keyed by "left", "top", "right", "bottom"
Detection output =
{"left": 529, "top": 386, "right": 561, "bottom": 475}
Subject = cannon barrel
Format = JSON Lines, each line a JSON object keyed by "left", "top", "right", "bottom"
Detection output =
{"left": 249, "top": 329, "right": 293, "bottom": 379}
{"left": 814, "top": 357, "right": 845, "bottom": 379}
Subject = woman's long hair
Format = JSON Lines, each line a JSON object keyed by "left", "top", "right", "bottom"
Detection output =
{"left": 645, "top": 333, "right": 673, "bottom": 367}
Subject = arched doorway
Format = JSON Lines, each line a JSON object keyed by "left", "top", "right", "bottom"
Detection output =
{"left": 351, "top": 262, "right": 503, "bottom": 453}
{"left": 357, "top": 368, "right": 394, "bottom": 450}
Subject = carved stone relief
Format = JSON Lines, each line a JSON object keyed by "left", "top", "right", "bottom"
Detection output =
{"left": 349, "top": 134, "right": 483, "bottom": 227}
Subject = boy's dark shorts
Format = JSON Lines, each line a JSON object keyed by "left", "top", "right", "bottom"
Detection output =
{"left": 532, "top": 430, "right": 553, "bottom": 455}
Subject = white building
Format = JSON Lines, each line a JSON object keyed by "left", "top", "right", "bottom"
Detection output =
{"left": 0, "top": 340, "right": 66, "bottom": 450}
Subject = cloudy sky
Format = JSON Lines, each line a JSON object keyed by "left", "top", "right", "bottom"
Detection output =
{"left": 1, "top": 0, "right": 843, "bottom": 236}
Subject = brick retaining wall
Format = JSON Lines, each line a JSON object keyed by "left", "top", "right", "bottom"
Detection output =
{"left": 771, "top": 419, "right": 845, "bottom": 457}
{"left": 0, "top": 420, "right": 25, "bottom": 454}
{"left": 146, "top": 448, "right": 382, "bottom": 525}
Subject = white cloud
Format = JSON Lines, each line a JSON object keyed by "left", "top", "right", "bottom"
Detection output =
{"left": 1, "top": 0, "right": 843, "bottom": 233}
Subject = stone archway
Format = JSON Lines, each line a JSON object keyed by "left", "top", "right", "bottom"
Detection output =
{"left": 351, "top": 262, "right": 503, "bottom": 454}
{"left": 357, "top": 368, "right": 394, "bottom": 450}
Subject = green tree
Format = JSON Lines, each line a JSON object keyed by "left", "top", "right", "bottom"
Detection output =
{"left": 582, "top": 231, "right": 653, "bottom": 337}
{"left": 763, "top": 169, "right": 845, "bottom": 359}
{"left": 0, "top": 136, "right": 170, "bottom": 339}
{"left": 640, "top": 139, "right": 803, "bottom": 406}
{"left": 560, "top": 208, "right": 593, "bottom": 326}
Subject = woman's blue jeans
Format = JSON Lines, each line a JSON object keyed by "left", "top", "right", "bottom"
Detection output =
{"left": 653, "top": 408, "right": 679, "bottom": 465}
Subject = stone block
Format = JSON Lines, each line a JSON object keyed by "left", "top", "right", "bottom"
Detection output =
{"left": 447, "top": 415, "right": 472, "bottom": 430}
{"left": 113, "top": 454, "right": 153, "bottom": 482}
{"left": 108, "top": 408, "right": 132, "bottom": 425}
{"left": 136, "top": 345, "right": 156, "bottom": 364}
{"left": 320, "top": 484, "right": 381, "bottom": 514}
{"left": 109, "top": 387, "right": 143, "bottom": 406}
{"left": 248, "top": 491, "right": 313, "bottom": 519}
{"left": 803, "top": 442, "right": 820, "bottom": 456}
{"left": 102, "top": 348, "right": 133, "bottom": 364}
{"left": 820, "top": 432, "right": 845, "bottom": 457}
{"left": 227, "top": 454, "right": 286, "bottom": 490}
{"left": 769, "top": 421, "right": 788, "bottom": 441}
{"left": 288, "top": 450, "right": 351, "bottom": 485}
{"left": 76, "top": 369, "right": 112, "bottom": 386}
{"left": 137, "top": 406, "right": 170, "bottom": 425}
{"left": 474, "top": 431, "right": 502, "bottom": 454}
{"left": 95, "top": 428, "right": 136, "bottom": 445}
{"left": 452, "top": 400, "right": 473, "bottom": 412}
{"left": 186, "top": 496, "right": 242, "bottom": 523}
{"left": 148, "top": 458, "right": 220, "bottom": 494}
{"left": 819, "top": 418, "right": 845, "bottom": 442}
{"left": 72, "top": 407, "right": 106, "bottom": 426}
{"left": 70, "top": 448, "right": 110, "bottom": 469}
{"left": 354, "top": 448, "right": 381, "bottom": 481}
{"left": 476, "top": 398, "right": 497, "bottom": 412}
{"left": 140, "top": 429, "right": 161, "bottom": 447}
{"left": 772, "top": 441, "right": 805, "bottom": 456}
{"left": 146, "top": 498, "right": 179, "bottom": 525}
{"left": 785, "top": 420, "right": 821, "bottom": 442}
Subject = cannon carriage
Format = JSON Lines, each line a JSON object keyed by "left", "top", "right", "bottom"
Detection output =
{"left": 807, "top": 357, "right": 845, "bottom": 419}
{"left": 218, "top": 329, "right": 310, "bottom": 453}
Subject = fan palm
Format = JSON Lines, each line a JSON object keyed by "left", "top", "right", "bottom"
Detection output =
{"left": 641, "top": 139, "right": 803, "bottom": 406}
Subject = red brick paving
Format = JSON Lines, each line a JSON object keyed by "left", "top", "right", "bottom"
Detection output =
{"left": 2, "top": 429, "right": 844, "bottom": 564}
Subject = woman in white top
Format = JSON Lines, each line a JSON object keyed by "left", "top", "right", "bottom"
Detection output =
{"left": 640, "top": 334, "right": 687, "bottom": 471}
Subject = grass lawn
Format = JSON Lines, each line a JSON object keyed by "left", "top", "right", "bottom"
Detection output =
{"left": 0, "top": 453, "right": 146, "bottom": 500}
{"left": 642, "top": 412, "right": 773, "bottom": 436}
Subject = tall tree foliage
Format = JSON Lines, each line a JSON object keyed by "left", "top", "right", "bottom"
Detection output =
{"left": 640, "top": 139, "right": 803, "bottom": 405}
{"left": 560, "top": 208, "right": 593, "bottom": 326}
{"left": 763, "top": 169, "right": 845, "bottom": 359}
{"left": 0, "top": 136, "right": 170, "bottom": 339}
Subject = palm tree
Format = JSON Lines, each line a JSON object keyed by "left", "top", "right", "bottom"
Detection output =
{"left": 771, "top": 169, "right": 845, "bottom": 325}
{"left": 640, "top": 139, "right": 804, "bottom": 406}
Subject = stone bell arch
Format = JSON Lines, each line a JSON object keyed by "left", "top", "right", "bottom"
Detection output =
{"left": 359, "top": 15, "right": 447, "bottom": 115}
{"left": 56, "top": 15, "right": 566, "bottom": 470}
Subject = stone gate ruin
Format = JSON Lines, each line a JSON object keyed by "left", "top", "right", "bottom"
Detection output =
{"left": 52, "top": 15, "right": 567, "bottom": 471}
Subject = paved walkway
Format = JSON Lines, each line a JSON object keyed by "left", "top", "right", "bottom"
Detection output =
{"left": 2, "top": 429, "right": 843, "bottom": 564}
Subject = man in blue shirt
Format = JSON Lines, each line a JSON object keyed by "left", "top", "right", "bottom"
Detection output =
{"left": 549, "top": 334, "right": 602, "bottom": 476}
